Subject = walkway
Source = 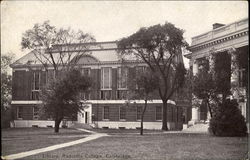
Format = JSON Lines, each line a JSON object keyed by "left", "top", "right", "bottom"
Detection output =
{"left": 1, "top": 128, "right": 108, "bottom": 160}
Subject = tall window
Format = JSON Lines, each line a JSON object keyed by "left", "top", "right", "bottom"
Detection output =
{"left": 119, "top": 106, "right": 126, "bottom": 120}
{"left": 135, "top": 66, "right": 146, "bottom": 89}
{"left": 117, "top": 67, "right": 128, "bottom": 89}
{"left": 155, "top": 106, "right": 162, "bottom": 121}
{"left": 32, "top": 72, "right": 40, "bottom": 90}
{"left": 103, "top": 106, "right": 109, "bottom": 120}
{"left": 17, "top": 106, "right": 24, "bottom": 119}
{"left": 80, "top": 92, "right": 91, "bottom": 100}
{"left": 33, "top": 106, "right": 39, "bottom": 120}
{"left": 136, "top": 106, "right": 142, "bottom": 120}
{"left": 101, "top": 67, "right": 112, "bottom": 89}
{"left": 31, "top": 72, "right": 40, "bottom": 100}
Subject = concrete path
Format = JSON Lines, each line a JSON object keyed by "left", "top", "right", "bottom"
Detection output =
{"left": 2, "top": 128, "right": 108, "bottom": 160}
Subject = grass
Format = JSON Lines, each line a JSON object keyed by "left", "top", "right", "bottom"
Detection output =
{"left": 25, "top": 131, "right": 248, "bottom": 160}
{"left": 1, "top": 127, "right": 90, "bottom": 156}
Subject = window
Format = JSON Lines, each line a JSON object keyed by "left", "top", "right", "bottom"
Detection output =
{"left": 135, "top": 66, "right": 146, "bottom": 89}
{"left": 100, "top": 90, "right": 112, "bottom": 100}
{"left": 17, "top": 106, "right": 24, "bottom": 119}
{"left": 116, "top": 90, "right": 128, "bottom": 100}
{"left": 80, "top": 91, "right": 91, "bottom": 100}
{"left": 101, "top": 67, "right": 112, "bottom": 89}
{"left": 239, "top": 69, "right": 246, "bottom": 87}
{"left": 33, "top": 106, "right": 39, "bottom": 120}
{"left": 155, "top": 106, "right": 162, "bottom": 121}
{"left": 117, "top": 67, "right": 128, "bottom": 89}
{"left": 136, "top": 106, "right": 142, "bottom": 120}
{"left": 81, "top": 68, "right": 91, "bottom": 77}
{"left": 103, "top": 106, "right": 109, "bottom": 120}
{"left": 31, "top": 72, "right": 41, "bottom": 100}
{"left": 119, "top": 106, "right": 126, "bottom": 120}
{"left": 32, "top": 72, "right": 40, "bottom": 90}
{"left": 136, "top": 66, "right": 146, "bottom": 74}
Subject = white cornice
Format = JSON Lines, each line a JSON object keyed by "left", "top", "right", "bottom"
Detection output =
{"left": 11, "top": 99, "right": 176, "bottom": 105}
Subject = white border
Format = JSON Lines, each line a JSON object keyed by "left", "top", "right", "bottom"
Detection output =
{"left": 11, "top": 99, "right": 176, "bottom": 105}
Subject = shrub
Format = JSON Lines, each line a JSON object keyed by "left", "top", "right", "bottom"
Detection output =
{"left": 209, "top": 99, "right": 247, "bottom": 137}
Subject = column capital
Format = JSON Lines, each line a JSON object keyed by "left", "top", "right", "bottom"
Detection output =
{"left": 227, "top": 47, "right": 236, "bottom": 55}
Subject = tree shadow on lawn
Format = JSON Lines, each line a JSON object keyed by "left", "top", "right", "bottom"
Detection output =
{"left": 1, "top": 127, "right": 90, "bottom": 156}
{"left": 25, "top": 132, "right": 248, "bottom": 160}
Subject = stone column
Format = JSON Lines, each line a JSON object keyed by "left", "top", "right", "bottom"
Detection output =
{"left": 229, "top": 48, "right": 238, "bottom": 90}
{"left": 189, "top": 60, "right": 200, "bottom": 126}
{"left": 193, "top": 59, "right": 199, "bottom": 75}
{"left": 191, "top": 107, "right": 199, "bottom": 121}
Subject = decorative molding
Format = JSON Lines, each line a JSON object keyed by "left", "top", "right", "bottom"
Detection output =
{"left": 190, "top": 30, "right": 248, "bottom": 52}
{"left": 11, "top": 99, "right": 176, "bottom": 105}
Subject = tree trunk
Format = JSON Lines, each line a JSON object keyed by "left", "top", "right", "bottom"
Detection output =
{"left": 162, "top": 101, "right": 168, "bottom": 131}
{"left": 140, "top": 99, "right": 148, "bottom": 135}
{"left": 54, "top": 118, "right": 62, "bottom": 133}
{"left": 140, "top": 117, "right": 144, "bottom": 135}
{"left": 206, "top": 99, "right": 213, "bottom": 118}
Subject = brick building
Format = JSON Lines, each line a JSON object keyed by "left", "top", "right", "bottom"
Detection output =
{"left": 10, "top": 41, "right": 191, "bottom": 130}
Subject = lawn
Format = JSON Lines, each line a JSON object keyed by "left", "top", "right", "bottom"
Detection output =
{"left": 25, "top": 131, "right": 248, "bottom": 160}
{"left": 1, "top": 127, "right": 90, "bottom": 156}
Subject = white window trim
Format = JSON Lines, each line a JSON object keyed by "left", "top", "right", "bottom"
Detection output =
{"left": 17, "top": 106, "right": 23, "bottom": 120}
{"left": 33, "top": 106, "right": 39, "bottom": 120}
{"left": 100, "top": 90, "right": 112, "bottom": 100}
{"left": 117, "top": 67, "right": 128, "bottom": 89}
{"left": 101, "top": 67, "right": 112, "bottom": 90}
{"left": 119, "top": 106, "right": 126, "bottom": 121}
{"left": 32, "top": 72, "right": 41, "bottom": 91}
{"left": 135, "top": 66, "right": 146, "bottom": 89}
{"left": 103, "top": 106, "right": 110, "bottom": 120}
{"left": 155, "top": 106, "right": 162, "bottom": 121}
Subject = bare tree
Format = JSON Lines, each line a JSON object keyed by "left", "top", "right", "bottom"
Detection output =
{"left": 21, "top": 21, "right": 96, "bottom": 132}
{"left": 21, "top": 21, "right": 96, "bottom": 73}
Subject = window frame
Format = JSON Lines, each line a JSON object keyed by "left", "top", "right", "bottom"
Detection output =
{"left": 136, "top": 106, "right": 142, "bottom": 121}
{"left": 101, "top": 67, "right": 112, "bottom": 90}
{"left": 33, "top": 106, "right": 39, "bottom": 120}
{"left": 119, "top": 106, "right": 126, "bottom": 121}
{"left": 117, "top": 67, "right": 128, "bottom": 89}
{"left": 81, "top": 68, "right": 91, "bottom": 77}
{"left": 103, "top": 106, "right": 110, "bottom": 120}
{"left": 32, "top": 71, "right": 41, "bottom": 91}
{"left": 17, "top": 106, "right": 24, "bottom": 120}
{"left": 100, "top": 90, "right": 112, "bottom": 100}
{"left": 155, "top": 106, "right": 162, "bottom": 121}
{"left": 135, "top": 66, "right": 146, "bottom": 89}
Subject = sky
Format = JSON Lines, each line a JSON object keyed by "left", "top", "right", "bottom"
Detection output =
{"left": 1, "top": 1, "right": 248, "bottom": 68}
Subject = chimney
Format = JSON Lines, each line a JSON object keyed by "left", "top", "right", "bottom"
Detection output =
{"left": 213, "top": 23, "right": 225, "bottom": 29}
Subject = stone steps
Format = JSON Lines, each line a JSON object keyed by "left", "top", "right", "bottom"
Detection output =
{"left": 70, "top": 123, "right": 94, "bottom": 130}
{"left": 183, "top": 123, "right": 209, "bottom": 133}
